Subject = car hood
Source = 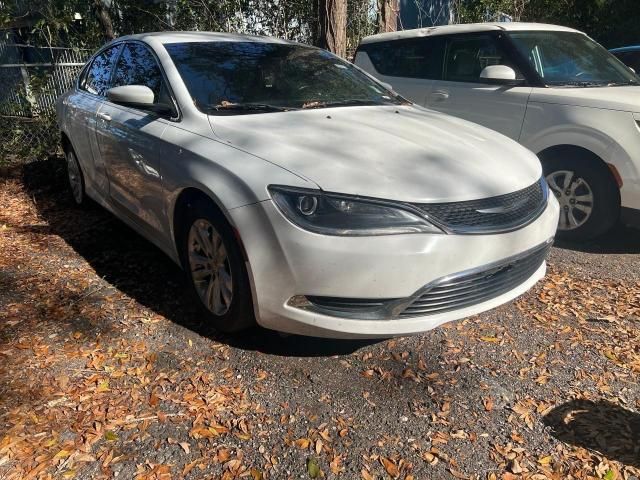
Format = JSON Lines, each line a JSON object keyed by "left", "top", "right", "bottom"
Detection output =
{"left": 208, "top": 105, "right": 541, "bottom": 203}
{"left": 530, "top": 85, "right": 640, "bottom": 112}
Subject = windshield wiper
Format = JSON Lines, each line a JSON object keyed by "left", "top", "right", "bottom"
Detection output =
{"left": 301, "top": 99, "right": 387, "bottom": 109}
{"left": 548, "top": 80, "right": 610, "bottom": 87}
{"left": 205, "top": 102, "right": 297, "bottom": 113}
{"left": 548, "top": 79, "right": 639, "bottom": 87}
{"left": 605, "top": 79, "right": 639, "bottom": 86}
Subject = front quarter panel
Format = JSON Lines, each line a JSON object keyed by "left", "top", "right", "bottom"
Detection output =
{"left": 159, "top": 123, "right": 317, "bottom": 258}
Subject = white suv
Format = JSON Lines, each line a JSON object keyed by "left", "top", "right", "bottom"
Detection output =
{"left": 355, "top": 23, "right": 640, "bottom": 240}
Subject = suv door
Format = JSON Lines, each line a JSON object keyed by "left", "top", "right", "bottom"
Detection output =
{"left": 426, "top": 33, "right": 532, "bottom": 140}
{"left": 97, "top": 42, "right": 177, "bottom": 237}
{"left": 69, "top": 44, "right": 121, "bottom": 197}
{"left": 354, "top": 36, "right": 445, "bottom": 105}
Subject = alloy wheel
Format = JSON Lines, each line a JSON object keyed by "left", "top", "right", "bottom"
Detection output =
{"left": 66, "top": 151, "right": 83, "bottom": 204}
{"left": 546, "top": 170, "right": 594, "bottom": 231}
{"left": 187, "top": 219, "right": 233, "bottom": 316}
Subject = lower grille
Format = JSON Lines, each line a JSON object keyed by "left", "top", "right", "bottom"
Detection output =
{"left": 399, "top": 241, "right": 551, "bottom": 317}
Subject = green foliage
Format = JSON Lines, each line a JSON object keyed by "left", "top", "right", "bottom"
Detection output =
{"left": 457, "top": 0, "right": 640, "bottom": 48}
{"left": 524, "top": 0, "right": 639, "bottom": 48}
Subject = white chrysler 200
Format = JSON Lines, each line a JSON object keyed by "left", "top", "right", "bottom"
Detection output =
{"left": 56, "top": 32, "right": 559, "bottom": 338}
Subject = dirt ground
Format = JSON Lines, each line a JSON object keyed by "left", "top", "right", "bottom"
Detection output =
{"left": 1, "top": 157, "right": 639, "bottom": 480}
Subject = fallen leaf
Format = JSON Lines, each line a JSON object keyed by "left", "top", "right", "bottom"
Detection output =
{"left": 380, "top": 457, "right": 399, "bottom": 478}
{"left": 307, "top": 457, "right": 320, "bottom": 478}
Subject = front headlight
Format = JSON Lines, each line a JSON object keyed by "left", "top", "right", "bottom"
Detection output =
{"left": 268, "top": 185, "right": 443, "bottom": 236}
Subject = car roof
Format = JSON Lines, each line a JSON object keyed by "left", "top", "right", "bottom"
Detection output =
{"left": 359, "top": 22, "right": 582, "bottom": 45}
{"left": 114, "top": 31, "right": 303, "bottom": 46}
{"left": 610, "top": 45, "right": 640, "bottom": 53}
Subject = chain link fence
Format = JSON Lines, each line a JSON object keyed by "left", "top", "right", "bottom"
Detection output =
{"left": 0, "top": 38, "right": 89, "bottom": 166}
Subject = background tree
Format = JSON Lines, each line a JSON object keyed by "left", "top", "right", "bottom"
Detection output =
{"left": 316, "top": 0, "right": 348, "bottom": 57}
{"left": 377, "top": 0, "right": 399, "bottom": 32}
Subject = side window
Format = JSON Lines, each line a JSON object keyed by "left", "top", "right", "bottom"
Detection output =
{"left": 361, "top": 37, "right": 444, "bottom": 80}
{"left": 444, "top": 35, "right": 521, "bottom": 83}
{"left": 112, "top": 43, "right": 168, "bottom": 104}
{"left": 81, "top": 45, "right": 121, "bottom": 96}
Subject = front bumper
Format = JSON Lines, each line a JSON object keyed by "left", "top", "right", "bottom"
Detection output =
{"left": 229, "top": 196, "right": 559, "bottom": 338}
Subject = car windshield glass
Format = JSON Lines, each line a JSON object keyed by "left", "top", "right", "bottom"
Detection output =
{"left": 508, "top": 31, "right": 639, "bottom": 87}
{"left": 164, "top": 41, "right": 402, "bottom": 113}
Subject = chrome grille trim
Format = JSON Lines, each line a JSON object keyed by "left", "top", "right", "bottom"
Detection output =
{"left": 416, "top": 178, "right": 548, "bottom": 234}
{"left": 398, "top": 240, "right": 552, "bottom": 317}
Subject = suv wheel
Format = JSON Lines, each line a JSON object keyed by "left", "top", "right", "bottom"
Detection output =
{"left": 543, "top": 156, "right": 619, "bottom": 241}
{"left": 181, "top": 199, "right": 255, "bottom": 333}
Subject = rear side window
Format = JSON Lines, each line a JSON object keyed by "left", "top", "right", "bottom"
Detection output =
{"left": 359, "top": 37, "right": 445, "bottom": 80}
{"left": 112, "top": 43, "right": 168, "bottom": 102}
{"left": 444, "top": 35, "right": 520, "bottom": 83}
{"left": 81, "top": 45, "right": 121, "bottom": 96}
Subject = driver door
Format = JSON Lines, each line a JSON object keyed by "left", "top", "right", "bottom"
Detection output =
{"left": 96, "top": 42, "right": 177, "bottom": 237}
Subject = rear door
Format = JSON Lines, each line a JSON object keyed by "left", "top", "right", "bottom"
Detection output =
{"left": 68, "top": 44, "right": 121, "bottom": 197}
{"left": 425, "top": 33, "right": 532, "bottom": 140}
{"left": 354, "top": 36, "right": 445, "bottom": 105}
{"left": 97, "top": 41, "right": 178, "bottom": 237}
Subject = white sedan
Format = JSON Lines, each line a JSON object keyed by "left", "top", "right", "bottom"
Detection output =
{"left": 56, "top": 32, "right": 559, "bottom": 338}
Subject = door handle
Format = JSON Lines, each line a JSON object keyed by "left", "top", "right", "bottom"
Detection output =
{"left": 97, "top": 112, "right": 112, "bottom": 121}
{"left": 430, "top": 90, "right": 450, "bottom": 102}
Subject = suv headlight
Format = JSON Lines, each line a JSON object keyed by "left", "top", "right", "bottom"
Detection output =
{"left": 268, "top": 185, "right": 443, "bottom": 236}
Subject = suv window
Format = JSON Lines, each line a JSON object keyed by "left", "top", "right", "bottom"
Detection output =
{"left": 359, "top": 37, "right": 445, "bottom": 79}
{"left": 444, "top": 35, "right": 520, "bottom": 83}
{"left": 81, "top": 45, "right": 121, "bottom": 96}
{"left": 112, "top": 43, "right": 170, "bottom": 104}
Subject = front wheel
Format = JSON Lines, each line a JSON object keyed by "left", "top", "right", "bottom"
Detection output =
{"left": 65, "top": 148, "right": 85, "bottom": 205}
{"left": 543, "top": 156, "right": 619, "bottom": 241}
{"left": 181, "top": 199, "right": 255, "bottom": 333}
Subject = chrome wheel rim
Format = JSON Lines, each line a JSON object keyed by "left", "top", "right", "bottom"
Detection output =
{"left": 66, "top": 151, "right": 83, "bottom": 204}
{"left": 546, "top": 170, "right": 594, "bottom": 231}
{"left": 188, "top": 219, "right": 233, "bottom": 316}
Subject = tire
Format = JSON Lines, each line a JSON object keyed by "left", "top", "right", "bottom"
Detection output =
{"left": 180, "top": 198, "right": 255, "bottom": 333}
{"left": 542, "top": 154, "right": 619, "bottom": 241}
{"left": 65, "top": 147, "right": 86, "bottom": 206}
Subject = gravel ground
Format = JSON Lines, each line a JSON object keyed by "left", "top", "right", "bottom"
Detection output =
{"left": 1, "top": 158, "right": 639, "bottom": 480}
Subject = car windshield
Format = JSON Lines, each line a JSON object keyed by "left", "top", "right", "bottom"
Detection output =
{"left": 508, "top": 31, "right": 639, "bottom": 87}
{"left": 164, "top": 41, "right": 403, "bottom": 114}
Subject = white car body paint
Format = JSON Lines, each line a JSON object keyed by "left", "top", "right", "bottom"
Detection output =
{"left": 57, "top": 31, "right": 558, "bottom": 338}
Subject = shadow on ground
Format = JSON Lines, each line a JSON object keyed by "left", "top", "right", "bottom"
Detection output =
{"left": 543, "top": 399, "right": 640, "bottom": 468}
{"left": 20, "top": 157, "right": 379, "bottom": 358}
{"left": 554, "top": 223, "right": 640, "bottom": 255}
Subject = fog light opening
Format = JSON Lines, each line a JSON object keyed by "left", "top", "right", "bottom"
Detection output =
{"left": 288, "top": 295, "right": 311, "bottom": 308}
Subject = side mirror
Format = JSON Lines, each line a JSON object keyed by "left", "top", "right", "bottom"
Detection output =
{"left": 378, "top": 81, "right": 393, "bottom": 91}
{"left": 107, "top": 85, "right": 175, "bottom": 116}
{"left": 480, "top": 65, "right": 523, "bottom": 85}
{"left": 107, "top": 85, "right": 155, "bottom": 106}
{"left": 630, "top": 67, "right": 636, "bottom": 74}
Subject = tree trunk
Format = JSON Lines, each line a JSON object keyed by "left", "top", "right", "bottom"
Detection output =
{"left": 377, "top": 0, "right": 399, "bottom": 33}
{"left": 317, "top": 0, "right": 347, "bottom": 58}
{"left": 93, "top": 0, "right": 115, "bottom": 42}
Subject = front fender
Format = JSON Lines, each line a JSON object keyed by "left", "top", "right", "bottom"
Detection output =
{"left": 521, "top": 103, "right": 640, "bottom": 206}
{"left": 160, "top": 128, "right": 316, "bottom": 259}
